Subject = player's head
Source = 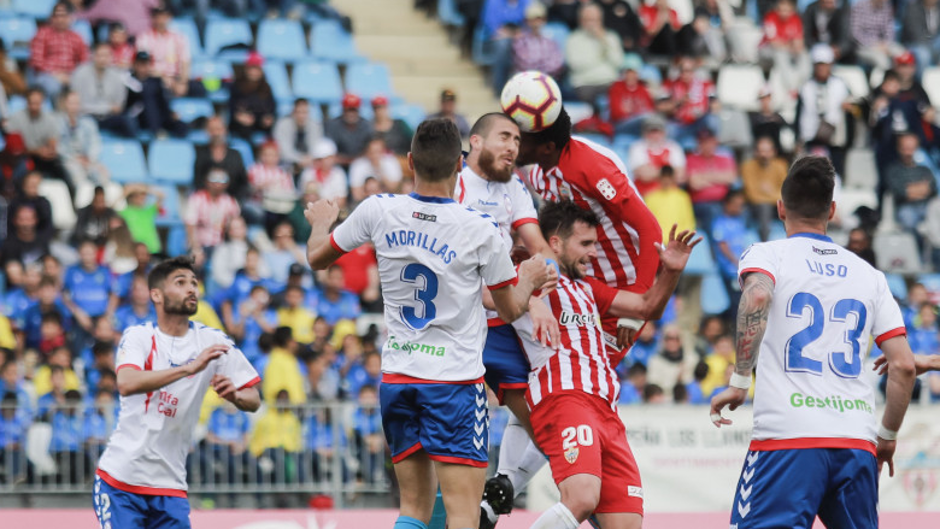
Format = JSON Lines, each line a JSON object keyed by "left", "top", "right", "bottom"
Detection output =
{"left": 516, "top": 107, "right": 572, "bottom": 170}
{"left": 779, "top": 155, "right": 836, "bottom": 226}
{"left": 468, "top": 113, "right": 520, "bottom": 183}
{"left": 148, "top": 256, "right": 199, "bottom": 317}
{"left": 539, "top": 200, "right": 599, "bottom": 280}
{"left": 408, "top": 118, "right": 463, "bottom": 183}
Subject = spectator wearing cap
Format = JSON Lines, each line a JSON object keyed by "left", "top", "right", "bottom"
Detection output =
{"left": 6, "top": 88, "right": 75, "bottom": 200}
{"left": 686, "top": 127, "right": 738, "bottom": 229}
{"left": 902, "top": 0, "right": 940, "bottom": 75}
{"left": 135, "top": 6, "right": 205, "bottom": 98}
{"left": 229, "top": 52, "right": 276, "bottom": 141}
{"left": 663, "top": 56, "right": 718, "bottom": 146}
{"left": 627, "top": 114, "right": 686, "bottom": 196}
{"left": 481, "top": 0, "right": 529, "bottom": 96}
{"left": 797, "top": 45, "right": 850, "bottom": 173}
{"left": 28, "top": 2, "right": 88, "bottom": 102}
{"left": 185, "top": 168, "right": 242, "bottom": 266}
{"left": 512, "top": 2, "right": 565, "bottom": 78}
{"left": 894, "top": 52, "right": 931, "bottom": 108}
{"left": 803, "top": 0, "right": 853, "bottom": 63}
{"left": 298, "top": 139, "right": 349, "bottom": 208}
{"left": 427, "top": 89, "right": 470, "bottom": 138}
{"left": 741, "top": 136, "right": 788, "bottom": 241}
{"left": 57, "top": 90, "right": 109, "bottom": 186}
{"left": 850, "top": 0, "right": 902, "bottom": 71}
{"left": 107, "top": 24, "right": 136, "bottom": 70}
{"left": 124, "top": 51, "right": 187, "bottom": 138}
{"left": 566, "top": 3, "right": 624, "bottom": 107}
{"left": 760, "top": 0, "right": 810, "bottom": 96}
{"left": 609, "top": 55, "right": 655, "bottom": 136}
{"left": 597, "top": 0, "right": 643, "bottom": 52}
{"left": 370, "top": 96, "right": 413, "bottom": 156}
{"left": 748, "top": 85, "right": 789, "bottom": 154}
{"left": 119, "top": 184, "right": 163, "bottom": 255}
{"left": 193, "top": 116, "right": 249, "bottom": 202}
{"left": 70, "top": 43, "right": 131, "bottom": 138}
{"left": 246, "top": 142, "right": 295, "bottom": 231}
{"left": 78, "top": 0, "right": 159, "bottom": 38}
{"left": 273, "top": 98, "right": 323, "bottom": 172}
{"left": 325, "top": 94, "right": 374, "bottom": 166}
{"left": 348, "top": 137, "right": 403, "bottom": 203}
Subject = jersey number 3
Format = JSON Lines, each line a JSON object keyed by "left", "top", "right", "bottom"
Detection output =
{"left": 400, "top": 263, "right": 439, "bottom": 330}
{"left": 786, "top": 292, "right": 867, "bottom": 378}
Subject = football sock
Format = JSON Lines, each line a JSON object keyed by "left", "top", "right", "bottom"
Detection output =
{"left": 529, "top": 502, "right": 579, "bottom": 529}
{"left": 496, "top": 414, "right": 529, "bottom": 480}
{"left": 394, "top": 515, "right": 429, "bottom": 529}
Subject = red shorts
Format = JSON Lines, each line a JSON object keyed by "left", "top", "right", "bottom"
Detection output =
{"left": 530, "top": 391, "right": 644, "bottom": 515}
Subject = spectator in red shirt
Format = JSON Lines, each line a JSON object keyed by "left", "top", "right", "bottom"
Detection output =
{"left": 333, "top": 244, "right": 381, "bottom": 313}
{"left": 640, "top": 0, "right": 681, "bottom": 56}
{"left": 107, "top": 24, "right": 136, "bottom": 71}
{"left": 609, "top": 55, "right": 655, "bottom": 136}
{"left": 760, "top": 0, "right": 810, "bottom": 96}
{"left": 663, "top": 56, "right": 719, "bottom": 147}
{"left": 686, "top": 128, "right": 738, "bottom": 228}
{"left": 627, "top": 114, "right": 687, "bottom": 195}
{"left": 29, "top": 2, "right": 89, "bottom": 102}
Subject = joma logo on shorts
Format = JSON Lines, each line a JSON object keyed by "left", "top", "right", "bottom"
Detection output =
{"left": 559, "top": 311, "right": 597, "bottom": 327}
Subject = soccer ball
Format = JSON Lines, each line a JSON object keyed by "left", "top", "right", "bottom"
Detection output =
{"left": 500, "top": 71, "right": 563, "bottom": 133}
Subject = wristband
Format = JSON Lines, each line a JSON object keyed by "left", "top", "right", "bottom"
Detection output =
{"left": 545, "top": 258, "right": 560, "bottom": 276}
{"left": 729, "top": 372, "right": 752, "bottom": 390}
{"left": 877, "top": 424, "right": 898, "bottom": 441}
{"left": 617, "top": 318, "right": 644, "bottom": 331}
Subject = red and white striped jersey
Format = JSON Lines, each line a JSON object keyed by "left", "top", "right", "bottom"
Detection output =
{"left": 248, "top": 163, "right": 295, "bottom": 202}
{"left": 514, "top": 274, "right": 621, "bottom": 410}
{"left": 524, "top": 136, "right": 662, "bottom": 294}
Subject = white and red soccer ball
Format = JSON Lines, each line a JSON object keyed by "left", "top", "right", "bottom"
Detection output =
{"left": 500, "top": 71, "right": 563, "bottom": 133}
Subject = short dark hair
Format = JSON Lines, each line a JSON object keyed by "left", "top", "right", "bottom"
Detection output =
{"left": 148, "top": 256, "right": 197, "bottom": 290}
{"left": 273, "top": 326, "right": 294, "bottom": 348}
{"left": 410, "top": 118, "right": 462, "bottom": 182}
{"left": 26, "top": 86, "right": 45, "bottom": 100}
{"left": 520, "top": 107, "right": 571, "bottom": 151}
{"left": 469, "top": 112, "right": 517, "bottom": 141}
{"left": 92, "top": 340, "right": 114, "bottom": 357}
{"left": 722, "top": 189, "right": 744, "bottom": 205}
{"left": 538, "top": 200, "right": 599, "bottom": 241}
{"left": 882, "top": 69, "right": 900, "bottom": 84}
{"left": 294, "top": 98, "right": 309, "bottom": 108}
{"left": 781, "top": 156, "right": 835, "bottom": 221}
{"left": 40, "top": 311, "right": 63, "bottom": 327}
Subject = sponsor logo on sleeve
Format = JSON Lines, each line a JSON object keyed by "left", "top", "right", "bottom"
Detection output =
{"left": 596, "top": 178, "right": 617, "bottom": 200}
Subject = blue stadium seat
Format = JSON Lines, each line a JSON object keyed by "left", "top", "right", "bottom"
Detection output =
{"left": 309, "top": 19, "right": 360, "bottom": 63}
{"left": 6, "top": 95, "right": 53, "bottom": 115}
{"left": 471, "top": 27, "right": 496, "bottom": 66}
{"left": 154, "top": 185, "right": 183, "bottom": 227}
{"left": 191, "top": 60, "right": 234, "bottom": 102}
{"left": 205, "top": 19, "right": 252, "bottom": 60}
{"left": 169, "top": 19, "right": 205, "bottom": 59}
{"left": 345, "top": 62, "right": 394, "bottom": 101}
{"left": 541, "top": 22, "right": 570, "bottom": 52}
{"left": 257, "top": 19, "right": 308, "bottom": 63}
{"left": 148, "top": 139, "right": 196, "bottom": 185}
{"left": 916, "top": 273, "right": 940, "bottom": 294}
{"left": 262, "top": 61, "right": 293, "bottom": 102}
{"left": 230, "top": 137, "right": 255, "bottom": 167}
{"left": 701, "top": 273, "right": 731, "bottom": 315}
{"left": 13, "top": 0, "right": 55, "bottom": 19}
{"left": 100, "top": 140, "right": 148, "bottom": 184}
{"left": 392, "top": 103, "right": 426, "bottom": 132}
{"left": 437, "top": 0, "right": 465, "bottom": 26}
{"left": 885, "top": 273, "right": 908, "bottom": 300}
{"left": 292, "top": 61, "right": 342, "bottom": 103}
{"left": 0, "top": 18, "right": 37, "bottom": 60}
{"left": 166, "top": 225, "right": 189, "bottom": 257}
{"left": 684, "top": 233, "right": 717, "bottom": 276}
{"left": 576, "top": 133, "right": 612, "bottom": 149}
{"left": 170, "top": 98, "right": 215, "bottom": 124}
{"left": 72, "top": 20, "right": 93, "bottom": 45}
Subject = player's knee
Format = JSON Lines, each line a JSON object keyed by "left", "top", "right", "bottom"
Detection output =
{"left": 561, "top": 487, "right": 600, "bottom": 521}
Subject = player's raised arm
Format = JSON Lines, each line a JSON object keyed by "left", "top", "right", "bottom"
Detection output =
{"left": 490, "top": 255, "right": 552, "bottom": 323}
{"left": 305, "top": 198, "right": 344, "bottom": 270}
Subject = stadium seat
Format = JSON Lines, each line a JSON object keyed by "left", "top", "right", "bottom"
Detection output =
{"left": 345, "top": 62, "right": 394, "bottom": 101}
{"left": 38, "top": 179, "right": 77, "bottom": 231}
{"left": 6, "top": 95, "right": 52, "bottom": 115}
{"left": 166, "top": 225, "right": 189, "bottom": 257}
{"left": 292, "top": 61, "right": 343, "bottom": 103}
{"left": 154, "top": 185, "right": 183, "bottom": 226}
{"left": 74, "top": 181, "right": 125, "bottom": 209}
{"left": 262, "top": 61, "right": 293, "bottom": 102}
{"left": 670, "top": 0, "right": 694, "bottom": 24}
{"left": 230, "top": 137, "right": 255, "bottom": 167}
{"left": 169, "top": 19, "right": 205, "bottom": 59}
{"left": 833, "top": 65, "right": 870, "bottom": 99}
{"left": 836, "top": 188, "right": 877, "bottom": 219}
{"left": 170, "top": 98, "right": 215, "bottom": 124}
{"left": 844, "top": 148, "right": 877, "bottom": 190}
{"left": 392, "top": 103, "right": 426, "bottom": 132}
{"left": 874, "top": 231, "right": 923, "bottom": 274}
{"left": 700, "top": 273, "right": 731, "bottom": 315}
{"left": 148, "top": 139, "right": 196, "bottom": 185}
{"left": 0, "top": 18, "right": 37, "bottom": 60}
{"left": 309, "top": 19, "right": 361, "bottom": 63}
{"left": 717, "top": 109, "right": 754, "bottom": 149}
{"left": 204, "top": 19, "right": 252, "bottom": 60}
{"left": 716, "top": 65, "right": 765, "bottom": 111}
{"left": 565, "top": 101, "right": 594, "bottom": 125}
{"left": 99, "top": 140, "right": 148, "bottom": 184}
{"left": 884, "top": 273, "right": 908, "bottom": 300}
{"left": 256, "top": 19, "right": 308, "bottom": 63}
{"left": 471, "top": 26, "right": 496, "bottom": 66}
{"left": 923, "top": 67, "right": 940, "bottom": 110}
{"left": 576, "top": 133, "right": 612, "bottom": 149}
{"left": 438, "top": 0, "right": 466, "bottom": 26}
{"left": 72, "top": 20, "right": 93, "bottom": 45}
{"left": 191, "top": 60, "right": 234, "bottom": 102}
{"left": 13, "top": 0, "right": 54, "bottom": 19}
{"left": 916, "top": 273, "right": 940, "bottom": 294}
{"left": 726, "top": 20, "right": 763, "bottom": 64}
{"left": 541, "top": 22, "right": 570, "bottom": 52}
{"left": 684, "top": 233, "right": 717, "bottom": 275}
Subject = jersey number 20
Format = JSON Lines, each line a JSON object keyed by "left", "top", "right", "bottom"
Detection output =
{"left": 400, "top": 263, "right": 439, "bottom": 330}
{"left": 786, "top": 292, "right": 867, "bottom": 378}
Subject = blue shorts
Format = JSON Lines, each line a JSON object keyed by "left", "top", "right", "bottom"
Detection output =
{"left": 93, "top": 474, "right": 191, "bottom": 529}
{"left": 483, "top": 324, "right": 531, "bottom": 403}
{"left": 730, "top": 448, "right": 877, "bottom": 529}
{"left": 380, "top": 380, "right": 489, "bottom": 467}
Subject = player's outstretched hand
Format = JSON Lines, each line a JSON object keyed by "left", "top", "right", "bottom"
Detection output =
{"left": 656, "top": 225, "right": 702, "bottom": 273}
{"left": 304, "top": 199, "right": 340, "bottom": 229}
{"left": 530, "top": 297, "right": 561, "bottom": 349}
{"left": 518, "top": 255, "right": 552, "bottom": 292}
{"left": 188, "top": 344, "right": 229, "bottom": 375}
{"left": 876, "top": 438, "right": 897, "bottom": 477}
{"left": 874, "top": 354, "right": 936, "bottom": 376}
{"left": 709, "top": 387, "right": 748, "bottom": 428}
{"left": 211, "top": 374, "right": 237, "bottom": 402}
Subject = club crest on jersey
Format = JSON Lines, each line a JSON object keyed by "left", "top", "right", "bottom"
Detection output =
{"left": 412, "top": 211, "right": 437, "bottom": 222}
{"left": 595, "top": 178, "right": 617, "bottom": 200}
{"left": 565, "top": 446, "right": 579, "bottom": 464}
{"left": 559, "top": 310, "right": 597, "bottom": 327}
{"left": 558, "top": 186, "right": 572, "bottom": 200}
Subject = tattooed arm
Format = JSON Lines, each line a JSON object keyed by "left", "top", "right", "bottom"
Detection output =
{"left": 709, "top": 272, "right": 774, "bottom": 427}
